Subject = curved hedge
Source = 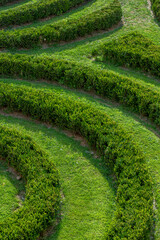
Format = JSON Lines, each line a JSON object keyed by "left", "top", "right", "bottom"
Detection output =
{"left": 92, "top": 31, "right": 160, "bottom": 78}
{"left": 0, "top": 0, "right": 122, "bottom": 48}
{"left": 0, "top": 53, "right": 160, "bottom": 125}
{"left": 0, "top": 0, "right": 22, "bottom": 6}
{"left": 0, "top": 0, "right": 89, "bottom": 27}
{"left": 151, "top": 0, "right": 160, "bottom": 21}
{"left": 0, "top": 125, "right": 60, "bottom": 239}
{"left": 0, "top": 81, "right": 153, "bottom": 239}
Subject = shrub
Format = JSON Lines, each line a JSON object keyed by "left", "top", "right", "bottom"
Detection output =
{"left": 0, "top": 0, "right": 89, "bottom": 27}
{"left": 0, "top": 0, "right": 21, "bottom": 6}
{"left": 0, "top": 0, "right": 122, "bottom": 48}
{"left": 0, "top": 82, "right": 153, "bottom": 239}
{"left": 0, "top": 124, "right": 60, "bottom": 239}
{"left": 151, "top": 0, "right": 160, "bottom": 21}
{"left": 0, "top": 53, "right": 159, "bottom": 125}
{"left": 93, "top": 31, "right": 160, "bottom": 78}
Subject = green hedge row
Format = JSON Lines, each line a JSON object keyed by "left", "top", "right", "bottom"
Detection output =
{"left": 0, "top": 0, "right": 88, "bottom": 27}
{"left": 92, "top": 31, "right": 160, "bottom": 78}
{"left": 0, "top": 125, "right": 60, "bottom": 239}
{"left": 151, "top": 0, "right": 160, "bottom": 21}
{"left": 0, "top": 82, "right": 153, "bottom": 239}
{"left": 0, "top": 53, "right": 160, "bottom": 126}
{"left": 0, "top": 0, "right": 20, "bottom": 6}
{"left": 0, "top": 0, "right": 122, "bottom": 48}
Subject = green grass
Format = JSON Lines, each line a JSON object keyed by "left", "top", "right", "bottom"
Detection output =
{"left": 10, "top": 0, "right": 111, "bottom": 30}
{"left": 1, "top": 77, "right": 160, "bottom": 238}
{"left": 0, "top": 159, "right": 25, "bottom": 221}
{"left": 1, "top": 0, "right": 160, "bottom": 239}
{"left": 0, "top": 113, "right": 116, "bottom": 240}
{"left": 11, "top": 0, "right": 160, "bottom": 56}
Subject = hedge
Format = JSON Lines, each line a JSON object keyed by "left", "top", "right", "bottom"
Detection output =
{"left": 0, "top": 0, "right": 122, "bottom": 48}
{"left": 92, "top": 31, "right": 160, "bottom": 78}
{"left": 0, "top": 0, "right": 89, "bottom": 27}
{"left": 0, "top": 53, "right": 160, "bottom": 125}
{"left": 0, "top": 0, "right": 22, "bottom": 6}
{"left": 151, "top": 0, "right": 160, "bottom": 21}
{"left": 0, "top": 125, "right": 60, "bottom": 239}
{"left": 0, "top": 82, "right": 153, "bottom": 239}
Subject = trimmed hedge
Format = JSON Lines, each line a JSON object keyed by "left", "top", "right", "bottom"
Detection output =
{"left": 0, "top": 82, "right": 153, "bottom": 239}
{"left": 0, "top": 0, "right": 21, "bottom": 6}
{"left": 0, "top": 0, "right": 89, "bottom": 27}
{"left": 0, "top": 53, "right": 160, "bottom": 125}
{"left": 151, "top": 0, "right": 160, "bottom": 21}
{"left": 0, "top": 0, "right": 122, "bottom": 48}
{"left": 0, "top": 125, "right": 60, "bottom": 239}
{"left": 92, "top": 31, "right": 160, "bottom": 78}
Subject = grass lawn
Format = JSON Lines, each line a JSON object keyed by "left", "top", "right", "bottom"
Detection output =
{"left": 1, "top": 0, "right": 160, "bottom": 238}
{"left": 0, "top": 159, "right": 25, "bottom": 221}
{"left": 0, "top": 113, "right": 116, "bottom": 240}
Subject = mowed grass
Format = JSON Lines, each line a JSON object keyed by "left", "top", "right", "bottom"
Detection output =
{"left": 11, "top": 0, "right": 112, "bottom": 30}
{"left": 1, "top": 77, "right": 160, "bottom": 238}
{"left": 13, "top": 0, "right": 160, "bottom": 63}
{"left": 9, "top": 0, "right": 160, "bottom": 97}
{"left": 0, "top": 158, "right": 25, "bottom": 221}
{"left": 1, "top": 0, "right": 160, "bottom": 239}
{"left": 0, "top": 113, "right": 116, "bottom": 240}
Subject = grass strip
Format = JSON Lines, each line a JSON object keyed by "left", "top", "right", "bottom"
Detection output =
{"left": 0, "top": 81, "right": 153, "bottom": 239}
{"left": 0, "top": 124, "right": 59, "bottom": 239}
{"left": 0, "top": 158, "right": 24, "bottom": 221}
{"left": 93, "top": 31, "right": 160, "bottom": 78}
{"left": 0, "top": 114, "right": 116, "bottom": 240}
{"left": 0, "top": 53, "right": 160, "bottom": 126}
{"left": 0, "top": 0, "right": 121, "bottom": 48}
{"left": 0, "top": 0, "right": 89, "bottom": 27}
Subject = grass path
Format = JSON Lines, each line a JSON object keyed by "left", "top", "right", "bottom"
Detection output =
{"left": 0, "top": 113, "right": 116, "bottom": 240}
{"left": 0, "top": 159, "right": 25, "bottom": 221}
{"left": 1, "top": 77, "right": 160, "bottom": 238}
{"left": 14, "top": 0, "right": 160, "bottom": 55}
{"left": 1, "top": 0, "right": 160, "bottom": 239}
{"left": 11, "top": 0, "right": 112, "bottom": 30}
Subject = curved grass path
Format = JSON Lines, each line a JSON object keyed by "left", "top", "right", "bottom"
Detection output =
{"left": 0, "top": 77, "right": 159, "bottom": 238}
{"left": 1, "top": 0, "right": 160, "bottom": 239}
{"left": 0, "top": 113, "right": 116, "bottom": 240}
{"left": 0, "top": 159, "right": 25, "bottom": 221}
{"left": 16, "top": 0, "right": 160, "bottom": 55}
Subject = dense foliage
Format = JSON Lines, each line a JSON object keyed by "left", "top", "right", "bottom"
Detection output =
{"left": 0, "top": 81, "right": 153, "bottom": 239}
{"left": 151, "top": 0, "right": 160, "bottom": 21}
{"left": 0, "top": 53, "right": 160, "bottom": 125}
{"left": 0, "top": 0, "right": 20, "bottom": 6}
{"left": 0, "top": 0, "right": 122, "bottom": 48}
{"left": 0, "top": 125, "right": 60, "bottom": 239}
{"left": 93, "top": 31, "right": 160, "bottom": 77}
{"left": 0, "top": 0, "right": 89, "bottom": 27}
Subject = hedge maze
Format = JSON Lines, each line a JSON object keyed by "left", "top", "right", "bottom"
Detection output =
{"left": 0, "top": 0, "right": 160, "bottom": 239}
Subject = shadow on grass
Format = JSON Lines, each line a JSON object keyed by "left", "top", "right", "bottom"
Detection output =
{"left": 0, "top": 114, "right": 116, "bottom": 240}
{"left": 7, "top": 23, "right": 123, "bottom": 55}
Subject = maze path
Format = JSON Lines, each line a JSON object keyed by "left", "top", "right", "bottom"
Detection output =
{"left": 0, "top": 124, "right": 59, "bottom": 239}
{"left": 0, "top": 0, "right": 91, "bottom": 28}
{"left": 0, "top": 159, "right": 24, "bottom": 221}
{"left": 0, "top": 0, "right": 160, "bottom": 239}
{"left": 0, "top": 79, "right": 153, "bottom": 239}
{"left": 0, "top": 114, "right": 116, "bottom": 240}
